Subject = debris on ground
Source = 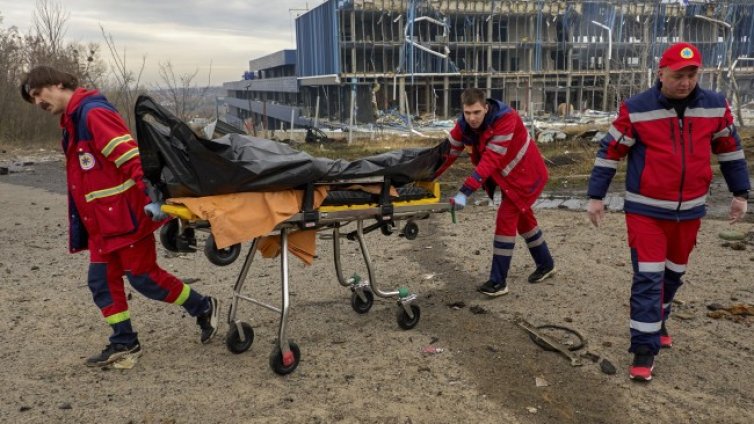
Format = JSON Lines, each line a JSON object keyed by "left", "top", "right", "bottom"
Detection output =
{"left": 421, "top": 346, "right": 444, "bottom": 355}
{"left": 706, "top": 303, "right": 754, "bottom": 322}
{"left": 447, "top": 301, "right": 466, "bottom": 309}
{"left": 469, "top": 305, "right": 489, "bottom": 315}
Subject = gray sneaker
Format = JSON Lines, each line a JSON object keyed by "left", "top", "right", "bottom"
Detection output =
{"left": 85, "top": 342, "right": 142, "bottom": 367}
{"left": 196, "top": 297, "right": 219, "bottom": 344}
{"left": 478, "top": 280, "right": 509, "bottom": 297}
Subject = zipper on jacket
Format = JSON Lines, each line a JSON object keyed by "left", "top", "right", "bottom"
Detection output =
{"left": 688, "top": 121, "right": 694, "bottom": 154}
{"left": 670, "top": 121, "right": 676, "bottom": 154}
{"left": 676, "top": 118, "right": 686, "bottom": 216}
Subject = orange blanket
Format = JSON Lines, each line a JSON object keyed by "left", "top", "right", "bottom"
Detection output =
{"left": 170, "top": 187, "right": 327, "bottom": 263}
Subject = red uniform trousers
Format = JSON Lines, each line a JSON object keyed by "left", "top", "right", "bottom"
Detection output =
{"left": 490, "top": 198, "right": 553, "bottom": 284}
{"left": 626, "top": 213, "right": 701, "bottom": 354}
{"left": 87, "top": 233, "right": 208, "bottom": 345}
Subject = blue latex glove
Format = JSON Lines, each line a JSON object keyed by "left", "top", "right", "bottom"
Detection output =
{"left": 144, "top": 202, "right": 168, "bottom": 221}
{"left": 449, "top": 192, "right": 467, "bottom": 211}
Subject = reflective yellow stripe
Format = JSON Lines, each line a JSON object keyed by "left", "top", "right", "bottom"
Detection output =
{"left": 174, "top": 284, "right": 191, "bottom": 305}
{"left": 102, "top": 135, "right": 134, "bottom": 157}
{"left": 85, "top": 179, "right": 136, "bottom": 202}
{"left": 114, "top": 147, "right": 139, "bottom": 168}
{"left": 105, "top": 310, "right": 130, "bottom": 325}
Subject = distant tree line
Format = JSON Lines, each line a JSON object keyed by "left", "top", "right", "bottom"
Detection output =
{"left": 1, "top": 0, "right": 214, "bottom": 145}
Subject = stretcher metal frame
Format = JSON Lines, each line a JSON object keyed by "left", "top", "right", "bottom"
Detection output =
{"left": 161, "top": 180, "right": 450, "bottom": 375}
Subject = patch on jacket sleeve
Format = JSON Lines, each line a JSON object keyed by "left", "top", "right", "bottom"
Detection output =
{"left": 79, "top": 152, "right": 96, "bottom": 170}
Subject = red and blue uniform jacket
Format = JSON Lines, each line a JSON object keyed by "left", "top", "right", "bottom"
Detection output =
{"left": 588, "top": 82, "right": 750, "bottom": 220}
{"left": 61, "top": 88, "right": 162, "bottom": 254}
{"left": 435, "top": 99, "right": 548, "bottom": 210}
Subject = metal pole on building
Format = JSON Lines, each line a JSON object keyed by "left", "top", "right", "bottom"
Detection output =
{"left": 693, "top": 15, "right": 733, "bottom": 96}
{"left": 262, "top": 100, "right": 268, "bottom": 139}
{"left": 348, "top": 78, "right": 356, "bottom": 145}
{"left": 314, "top": 95, "right": 320, "bottom": 128}
{"left": 590, "top": 21, "right": 612, "bottom": 112}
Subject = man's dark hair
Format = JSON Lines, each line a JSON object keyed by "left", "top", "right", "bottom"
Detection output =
{"left": 461, "top": 88, "right": 487, "bottom": 106}
{"left": 20, "top": 66, "right": 79, "bottom": 103}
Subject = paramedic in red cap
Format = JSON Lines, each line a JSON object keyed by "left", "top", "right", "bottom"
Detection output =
{"left": 586, "top": 42, "right": 750, "bottom": 382}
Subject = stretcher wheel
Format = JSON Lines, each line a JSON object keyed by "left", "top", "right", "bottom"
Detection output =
{"left": 270, "top": 341, "right": 301, "bottom": 375}
{"left": 351, "top": 289, "right": 374, "bottom": 314}
{"left": 160, "top": 219, "right": 180, "bottom": 252}
{"left": 402, "top": 221, "right": 419, "bottom": 240}
{"left": 226, "top": 322, "right": 255, "bottom": 354}
{"left": 396, "top": 304, "right": 421, "bottom": 330}
{"left": 380, "top": 222, "right": 395, "bottom": 236}
{"left": 204, "top": 234, "right": 241, "bottom": 266}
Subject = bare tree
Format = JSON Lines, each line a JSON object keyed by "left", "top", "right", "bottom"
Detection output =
{"left": 153, "top": 59, "right": 213, "bottom": 122}
{"left": 31, "top": 0, "right": 68, "bottom": 56}
{"left": 99, "top": 24, "right": 146, "bottom": 129}
{"left": 0, "top": 2, "right": 106, "bottom": 144}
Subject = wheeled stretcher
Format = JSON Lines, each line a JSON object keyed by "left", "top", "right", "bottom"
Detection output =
{"left": 134, "top": 95, "right": 453, "bottom": 375}
{"left": 160, "top": 179, "right": 450, "bottom": 374}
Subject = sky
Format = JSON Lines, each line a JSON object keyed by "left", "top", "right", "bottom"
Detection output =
{"left": 0, "top": 0, "right": 317, "bottom": 86}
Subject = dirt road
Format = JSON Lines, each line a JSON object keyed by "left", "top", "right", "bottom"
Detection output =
{"left": 1, "top": 153, "right": 753, "bottom": 423}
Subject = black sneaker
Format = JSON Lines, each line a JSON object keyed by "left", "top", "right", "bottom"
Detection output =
{"left": 196, "top": 297, "right": 219, "bottom": 344}
{"left": 478, "top": 280, "right": 509, "bottom": 297}
{"left": 629, "top": 346, "right": 655, "bottom": 382}
{"left": 85, "top": 342, "right": 141, "bottom": 367}
{"left": 528, "top": 264, "right": 556, "bottom": 283}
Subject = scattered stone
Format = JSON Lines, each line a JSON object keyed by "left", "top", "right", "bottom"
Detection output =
{"left": 486, "top": 345, "right": 499, "bottom": 353}
{"left": 30, "top": 266, "right": 39, "bottom": 271}
{"left": 535, "top": 377, "right": 549, "bottom": 387}
{"left": 564, "top": 317, "right": 573, "bottom": 323}
{"left": 469, "top": 305, "right": 488, "bottom": 315}
{"left": 707, "top": 303, "right": 725, "bottom": 311}
{"left": 674, "top": 312, "right": 694, "bottom": 320}
{"left": 719, "top": 230, "right": 746, "bottom": 241}
{"left": 58, "top": 402, "right": 72, "bottom": 410}
{"left": 600, "top": 358, "right": 617, "bottom": 375}
{"left": 473, "top": 250, "right": 481, "bottom": 256}
{"left": 19, "top": 405, "right": 31, "bottom": 412}
{"left": 730, "top": 242, "right": 747, "bottom": 251}
{"left": 602, "top": 341, "right": 613, "bottom": 348}
{"left": 707, "top": 311, "right": 728, "bottom": 319}
{"left": 526, "top": 407, "right": 538, "bottom": 414}
{"left": 183, "top": 277, "right": 201, "bottom": 284}
{"left": 580, "top": 351, "right": 600, "bottom": 363}
{"left": 447, "top": 301, "right": 466, "bottom": 310}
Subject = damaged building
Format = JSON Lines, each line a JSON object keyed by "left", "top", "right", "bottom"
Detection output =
{"left": 220, "top": 0, "right": 754, "bottom": 132}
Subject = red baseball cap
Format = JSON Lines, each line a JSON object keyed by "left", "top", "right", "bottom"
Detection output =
{"left": 659, "top": 43, "right": 702, "bottom": 70}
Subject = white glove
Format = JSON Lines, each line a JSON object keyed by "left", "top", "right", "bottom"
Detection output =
{"left": 144, "top": 202, "right": 168, "bottom": 221}
{"left": 450, "top": 192, "right": 467, "bottom": 211}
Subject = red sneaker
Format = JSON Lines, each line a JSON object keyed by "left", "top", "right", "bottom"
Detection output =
{"left": 629, "top": 349, "right": 655, "bottom": 382}
{"left": 660, "top": 322, "right": 673, "bottom": 348}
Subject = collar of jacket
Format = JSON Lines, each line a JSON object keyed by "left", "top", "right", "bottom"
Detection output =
{"left": 459, "top": 99, "right": 512, "bottom": 137}
{"left": 652, "top": 80, "right": 704, "bottom": 108}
